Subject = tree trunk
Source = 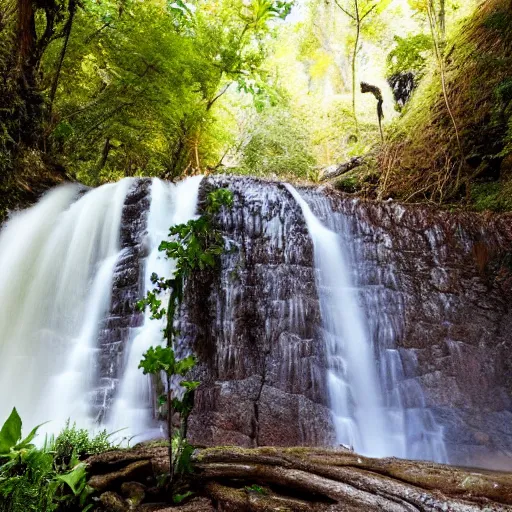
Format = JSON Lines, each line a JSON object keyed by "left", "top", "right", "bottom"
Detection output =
{"left": 438, "top": 0, "right": 446, "bottom": 42}
{"left": 17, "top": 0, "right": 36, "bottom": 69}
{"left": 351, "top": 2, "right": 360, "bottom": 136}
{"left": 320, "top": 156, "right": 364, "bottom": 181}
{"left": 16, "top": 0, "right": 41, "bottom": 147}
{"left": 48, "top": 0, "right": 77, "bottom": 121}
{"left": 167, "top": 375, "right": 174, "bottom": 483}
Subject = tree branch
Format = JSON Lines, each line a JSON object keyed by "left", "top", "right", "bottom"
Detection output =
{"left": 206, "top": 83, "right": 231, "bottom": 111}
{"left": 361, "top": 2, "right": 378, "bottom": 21}
{"left": 333, "top": 0, "right": 356, "bottom": 20}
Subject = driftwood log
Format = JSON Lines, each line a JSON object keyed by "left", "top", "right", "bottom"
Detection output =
{"left": 320, "top": 157, "right": 364, "bottom": 182}
{"left": 86, "top": 445, "right": 512, "bottom": 511}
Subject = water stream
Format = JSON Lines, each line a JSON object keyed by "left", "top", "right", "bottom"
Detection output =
{"left": 0, "top": 179, "right": 133, "bottom": 432}
{"left": 285, "top": 184, "right": 446, "bottom": 461}
{"left": 106, "top": 177, "right": 203, "bottom": 441}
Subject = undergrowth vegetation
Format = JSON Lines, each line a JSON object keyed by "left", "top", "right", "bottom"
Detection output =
{"left": 0, "top": 409, "right": 114, "bottom": 512}
{"left": 377, "top": 0, "right": 512, "bottom": 209}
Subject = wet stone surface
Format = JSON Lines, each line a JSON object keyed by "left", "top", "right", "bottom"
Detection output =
{"left": 319, "top": 189, "right": 512, "bottom": 468}
{"left": 181, "top": 176, "right": 335, "bottom": 448}
{"left": 182, "top": 177, "right": 512, "bottom": 468}
{"left": 96, "top": 176, "right": 512, "bottom": 470}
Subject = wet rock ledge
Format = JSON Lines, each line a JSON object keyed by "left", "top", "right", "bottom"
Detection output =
{"left": 87, "top": 445, "right": 512, "bottom": 511}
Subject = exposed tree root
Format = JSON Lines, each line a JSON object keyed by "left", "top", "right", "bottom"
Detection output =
{"left": 87, "top": 445, "right": 512, "bottom": 511}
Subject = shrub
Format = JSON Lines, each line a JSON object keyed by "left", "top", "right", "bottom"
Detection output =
{"left": 54, "top": 421, "right": 114, "bottom": 467}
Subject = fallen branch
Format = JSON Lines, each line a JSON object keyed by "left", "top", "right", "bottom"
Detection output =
{"left": 361, "top": 81, "right": 384, "bottom": 143}
{"left": 320, "top": 156, "right": 364, "bottom": 182}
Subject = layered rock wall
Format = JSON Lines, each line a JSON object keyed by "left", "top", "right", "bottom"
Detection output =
{"left": 181, "top": 177, "right": 335, "bottom": 447}
{"left": 98, "top": 176, "right": 512, "bottom": 469}
{"left": 181, "top": 177, "right": 512, "bottom": 468}
{"left": 323, "top": 192, "right": 512, "bottom": 468}
{"left": 92, "top": 179, "right": 151, "bottom": 423}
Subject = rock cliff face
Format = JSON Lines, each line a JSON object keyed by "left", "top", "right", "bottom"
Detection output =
{"left": 92, "top": 179, "right": 152, "bottom": 423}
{"left": 178, "top": 177, "right": 512, "bottom": 469}
{"left": 180, "top": 177, "right": 335, "bottom": 448}
{"left": 321, "top": 191, "right": 512, "bottom": 469}
{"left": 94, "top": 176, "right": 512, "bottom": 469}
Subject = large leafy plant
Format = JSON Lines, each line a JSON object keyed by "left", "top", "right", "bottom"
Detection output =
{"left": 0, "top": 408, "right": 43, "bottom": 460}
{"left": 0, "top": 408, "right": 95, "bottom": 512}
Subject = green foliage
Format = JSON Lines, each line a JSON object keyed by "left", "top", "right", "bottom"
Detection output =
{"left": 172, "top": 436, "right": 195, "bottom": 476}
{"left": 53, "top": 421, "right": 114, "bottom": 466}
{"left": 0, "top": 410, "right": 103, "bottom": 512}
{"left": 55, "top": 463, "right": 94, "bottom": 512}
{"left": 244, "top": 484, "right": 267, "bottom": 495}
{"left": 139, "top": 348, "right": 197, "bottom": 378}
{"left": 470, "top": 182, "right": 512, "bottom": 212}
{"left": 173, "top": 490, "right": 194, "bottom": 504}
{"left": 41, "top": 0, "right": 293, "bottom": 184}
{"left": 207, "top": 188, "right": 235, "bottom": 213}
{"left": 0, "top": 408, "right": 45, "bottom": 460}
{"left": 0, "top": 447, "right": 59, "bottom": 512}
{"left": 482, "top": 8, "right": 512, "bottom": 32}
{"left": 239, "top": 107, "right": 316, "bottom": 179}
{"left": 386, "top": 34, "right": 433, "bottom": 78}
{"left": 379, "top": 0, "right": 512, "bottom": 207}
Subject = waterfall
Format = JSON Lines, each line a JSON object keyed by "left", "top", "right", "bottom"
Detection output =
{"left": 107, "top": 176, "right": 203, "bottom": 441}
{"left": 0, "top": 179, "right": 133, "bottom": 433}
{"left": 0, "top": 175, "right": 450, "bottom": 462}
{"left": 285, "top": 184, "right": 447, "bottom": 461}
{"left": 0, "top": 177, "right": 202, "bottom": 438}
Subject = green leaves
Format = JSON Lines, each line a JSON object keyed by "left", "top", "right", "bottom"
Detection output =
{"left": 206, "top": 188, "right": 234, "bottom": 213}
{"left": 139, "top": 346, "right": 176, "bottom": 375}
{"left": 175, "top": 355, "right": 198, "bottom": 376}
{"left": 173, "top": 490, "right": 194, "bottom": 504}
{"left": 56, "top": 462, "right": 90, "bottom": 496}
{"left": 0, "top": 408, "right": 22, "bottom": 456}
{"left": 0, "top": 408, "right": 47, "bottom": 459}
{"left": 0, "top": 411, "right": 107, "bottom": 512}
{"left": 139, "top": 346, "right": 197, "bottom": 377}
{"left": 386, "top": 34, "right": 433, "bottom": 78}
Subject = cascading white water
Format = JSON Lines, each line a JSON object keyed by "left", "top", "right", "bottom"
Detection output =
{"left": 285, "top": 184, "right": 395, "bottom": 457}
{"left": 0, "top": 176, "right": 202, "bottom": 438}
{"left": 0, "top": 179, "right": 134, "bottom": 433}
{"left": 299, "top": 190, "right": 447, "bottom": 462}
{"left": 107, "top": 176, "right": 203, "bottom": 442}
{"left": 0, "top": 174, "right": 448, "bottom": 461}
{"left": 286, "top": 184, "right": 448, "bottom": 461}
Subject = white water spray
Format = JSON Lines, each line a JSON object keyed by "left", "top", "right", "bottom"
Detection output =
{"left": 0, "top": 179, "right": 133, "bottom": 433}
{"left": 285, "top": 184, "right": 396, "bottom": 457}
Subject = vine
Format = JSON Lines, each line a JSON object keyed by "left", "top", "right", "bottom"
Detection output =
{"left": 137, "top": 187, "right": 233, "bottom": 495}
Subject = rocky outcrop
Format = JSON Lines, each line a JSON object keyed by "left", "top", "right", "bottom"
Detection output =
{"left": 95, "top": 176, "right": 512, "bottom": 470}
{"left": 180, "top": 177, "right": 335, "bottom": 448}
{"left": 86, "top": 445, "right": 512, "bottom": 511}
{"left": 178, "top": 176, "right": 512, "bottom": 469}
{"left": 319, "top": 192, "right": 512, "bottom": 469}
